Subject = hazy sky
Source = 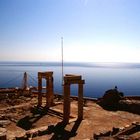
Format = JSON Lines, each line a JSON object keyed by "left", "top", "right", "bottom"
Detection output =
{"left": 0, "top": 0, "right": 140, "bottom": 62}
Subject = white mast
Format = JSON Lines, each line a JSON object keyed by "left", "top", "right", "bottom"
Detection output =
{"left": 61, "top": 37, "right": 64, "bottom": 85}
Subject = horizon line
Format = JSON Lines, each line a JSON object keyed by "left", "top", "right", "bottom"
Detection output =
{"left": 0, "top": 60, "right": 140, "bottom": 64}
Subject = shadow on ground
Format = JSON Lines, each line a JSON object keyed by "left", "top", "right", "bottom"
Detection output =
{"left": 48, "top": 119, "right": 82, "bottom": 140}
{"left": 17, "top": 106, "right": 82, "bottom": 139}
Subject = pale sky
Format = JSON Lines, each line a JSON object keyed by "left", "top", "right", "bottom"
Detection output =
{"left": 0, "top": 0, "right": 140, "bottom": 62}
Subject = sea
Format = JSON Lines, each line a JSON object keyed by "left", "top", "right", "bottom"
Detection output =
{"left": 0, "top": 61, "right": 140, "bottom": 98}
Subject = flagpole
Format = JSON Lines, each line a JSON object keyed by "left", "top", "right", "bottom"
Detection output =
{"left": 61, "top": 37, "right": 64, "bottom": 85}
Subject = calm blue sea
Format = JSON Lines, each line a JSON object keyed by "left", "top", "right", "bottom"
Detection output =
{"left": 0, "top": 62, "right": 140, "bottom": 98}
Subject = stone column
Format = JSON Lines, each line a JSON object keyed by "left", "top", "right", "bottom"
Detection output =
{"left": 46, "top": 77, "right": 50, "bottom": 107}
{"left": 63, "top": 83, "right": 70, "bottom": 124}
{"left": 78, "top": 83, "right": 84, "bottom": 120}
{"left": 50, "top": 76, "right": 54, "bottom": 105}
{"left": 38, "top": 74, "right": 42, "bottom": 107}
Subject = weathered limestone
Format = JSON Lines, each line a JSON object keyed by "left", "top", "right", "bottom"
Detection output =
{"left": 0, "top": 120, "right": 11, "bottom": 127}
{"left": 118, "top": 99, "right": 140, "bottom": 115}
{"left": 26, "top": 125, "right": 49, "bottom": 138}
{"left": 63, "top": 74, "right": 85, "bottom": 124}
{"left": 94, "top": 122, "right": 140, "bottom": 139}
{"left": 0, "top": 128, "right": 7, "bottom": 140}
{"left": 38, "top": 72, "right": 54, "bottom": 107}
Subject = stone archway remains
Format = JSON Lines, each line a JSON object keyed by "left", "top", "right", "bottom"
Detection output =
{"left": 63, "top": 74, "right": 85, "bottom": 124}
{"left": 38, "top": 71, "right": 54, "bottom": 108}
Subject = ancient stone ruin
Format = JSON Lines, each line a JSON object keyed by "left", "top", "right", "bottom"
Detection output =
{"left": 38, "top": 71, "right": 54, "bottom": 108}
{"left": 37, "top": 72, "right": 85, "bottom": 124}
{"left": 63, "top": 74, "right": 85, "bottom": 124}
{"left": 0, "top": 71, "right": 140, "bottom": 139}
{"left": 0, "top": 71, "right": 85, "bottom": 139}
{"left": 94, "top": 122, "right": 140, "bottom": 139}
